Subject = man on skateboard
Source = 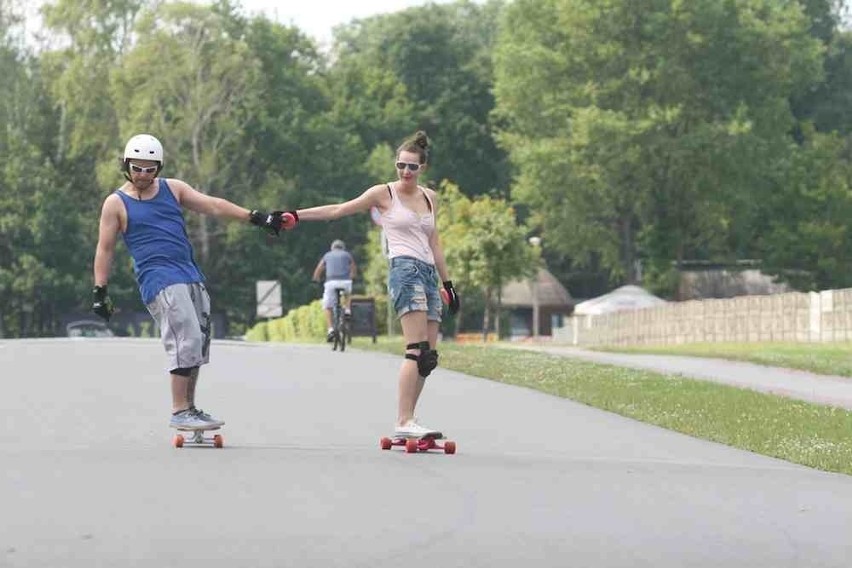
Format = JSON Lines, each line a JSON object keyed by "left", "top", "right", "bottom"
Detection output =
{"left": 92, "top": 134, "right": 295, "bottom": 432}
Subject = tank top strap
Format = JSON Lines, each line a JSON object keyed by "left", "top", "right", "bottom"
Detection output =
{"left": 420, "top": 187, "right": 433, "bottom": 213}
{"left": 386, "top": 182, "right": 431, "bottom": 211}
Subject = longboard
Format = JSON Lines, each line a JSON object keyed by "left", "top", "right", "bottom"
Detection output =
{"left": 172, "top": 426, "right": 224, "bottom": 449}
{"left": 380, "top": 433, "right": 456, "bottom": 454}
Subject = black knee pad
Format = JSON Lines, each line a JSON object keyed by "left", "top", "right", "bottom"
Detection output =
{"left": 171, "top": 366, "right": 197, "bottom": 377}
{"left": 405, "top": 342, "right": 439, "bottom": 378}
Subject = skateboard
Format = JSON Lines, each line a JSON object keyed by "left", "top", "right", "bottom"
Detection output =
{"left": 380, "top": 433, "right": 456, "bottom": 454}
{"left": 171, "top": 427, "right": 224, "bottom": 449}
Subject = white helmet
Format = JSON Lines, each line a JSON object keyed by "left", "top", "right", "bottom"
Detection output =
{"left": 123, "top": 134, "right": 164, "bottom": 165}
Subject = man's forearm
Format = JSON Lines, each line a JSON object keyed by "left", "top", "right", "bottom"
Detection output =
{"left": 93, "top": 247, "right": 114, "bottom": 286}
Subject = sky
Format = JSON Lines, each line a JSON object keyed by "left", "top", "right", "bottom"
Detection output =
{"left": 16, "top": 1, "right": 469, "bottom": 50}
{"left": 207, "top": 0, "right": 463, "bottom": 46}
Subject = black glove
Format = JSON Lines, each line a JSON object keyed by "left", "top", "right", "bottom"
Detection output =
{"left": 249, "top": 210, "right": 294, "bottom": 235}
{"left": 92, "top": 285, "right": 115, "bottom": 322}
{"left": 442, "top": 280, "right": 460, "bottom": 315}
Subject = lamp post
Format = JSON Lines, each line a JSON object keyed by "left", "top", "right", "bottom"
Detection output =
{"left": 528, "top": 237, "right": 541, "bottom": 339}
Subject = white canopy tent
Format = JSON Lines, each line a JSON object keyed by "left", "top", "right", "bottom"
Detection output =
{"left": 573, "top": 285, "right": 666, "bottom": 316}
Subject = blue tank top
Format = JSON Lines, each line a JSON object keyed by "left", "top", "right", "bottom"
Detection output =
{"left": 116, "top": 179, "right": 205, "bottom": 304}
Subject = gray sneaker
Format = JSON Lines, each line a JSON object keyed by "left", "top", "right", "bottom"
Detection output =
{"left": 170, "top": 408, "right": 210, "bottom": 430}
{"left": 192, "top": 407, "right": 225, "bottom": 428}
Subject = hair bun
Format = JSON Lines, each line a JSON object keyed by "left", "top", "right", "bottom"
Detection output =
{"left": 414, "top": 131, "right": 429, "bottom": 149}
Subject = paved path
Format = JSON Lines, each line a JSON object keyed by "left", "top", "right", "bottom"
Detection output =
{"left": 1, "top": 338, "right": 851, "bottom": 567}
{"left": 509, "top": 344, "right": 852, "bottom": 410}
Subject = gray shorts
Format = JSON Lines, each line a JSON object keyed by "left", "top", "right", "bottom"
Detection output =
{"left": 146, "top": 282, "right": 211, "bottom": 372}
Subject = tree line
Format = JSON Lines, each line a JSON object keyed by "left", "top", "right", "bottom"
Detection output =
{"left": 0, "top": 0, "right": 850, "bottom": 338}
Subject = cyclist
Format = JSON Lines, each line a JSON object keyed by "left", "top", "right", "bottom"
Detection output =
{"left": 313, "top": 239, "right": 357, "bottom": 342}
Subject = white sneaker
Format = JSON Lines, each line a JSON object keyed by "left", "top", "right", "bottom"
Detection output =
{"left": 395, "top": 418, "right": 442, "bottom": 439}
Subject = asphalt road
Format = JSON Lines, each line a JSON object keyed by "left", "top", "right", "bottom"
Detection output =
{"left": 1, "top": 338, "right": 851, "bottom": 567}
{"left": 515, "top": 344, "right": 852, "bottom": 410}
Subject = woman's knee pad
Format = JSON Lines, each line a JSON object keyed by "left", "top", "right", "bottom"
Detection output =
{"left": 405, "top": 341, "right": 439, "bottom": 378}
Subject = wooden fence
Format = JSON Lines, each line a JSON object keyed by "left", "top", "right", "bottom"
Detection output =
{"left": 553, "top": 288, "right": 852, "bottom": 346}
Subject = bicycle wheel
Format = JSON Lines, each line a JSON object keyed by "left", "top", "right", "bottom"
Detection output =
{"left": 339, "top": 318, "right": 348, "bottom": 352}
{"left": 331, "top": 305, "right": 341, "bottom": 351}
{"left": 332, "top": 288, "right": 347, "bottom": 352}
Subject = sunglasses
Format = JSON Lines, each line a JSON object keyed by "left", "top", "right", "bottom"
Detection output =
{"left": 395, "top": 162, "right": 422, "bottom": 172}
{"left": 129, "top": 163, "right": 158, "bottom": 174}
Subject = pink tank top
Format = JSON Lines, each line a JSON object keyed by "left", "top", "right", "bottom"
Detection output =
{"left": 381, "top": 184, "right": 435, "bottom": 264}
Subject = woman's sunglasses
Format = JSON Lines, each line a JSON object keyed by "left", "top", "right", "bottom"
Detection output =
{"left": 129, "top": 164, "right": 159, "bottom": 174}
{"left": 395, "top": 162, "right": 422, "bottom": 172}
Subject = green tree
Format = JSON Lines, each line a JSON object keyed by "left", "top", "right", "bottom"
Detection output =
{"left": 795, "top": 30, "right": 852, "bottom": 136}
{"left": 494, "top": 0, "right": 824, "bottom": 293}
{"left": 439, "top": 181, "right": 535, "bottom": 337}
{"left": 758, "top": 127, "right": 852, "bottom": 290}
{"left": 0, "top": 3, "right": 94, "bottom": 337}
{"left": 215, "top": 12, "right": 371, "bottom": 325}
{"left": 110, "top": 1, "right": 261, "bottom": 264}
{"left": 38, "top": 0, "right": 150, "bottom": 325}
{"left": 329, "top": 0, "right": 509, "bottom": 197}
{"left": 41, "top": 0, "right": 144, "bottom": 165}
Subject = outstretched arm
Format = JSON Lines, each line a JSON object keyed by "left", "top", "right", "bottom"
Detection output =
{"left": 296, "top": 185, "right": 386, "bottom": 221}
{"left": 169, "top": 179, "right": 252, "bottom": 221}
{"left": 169, "top": 178, "right": 294, "bottom": 233}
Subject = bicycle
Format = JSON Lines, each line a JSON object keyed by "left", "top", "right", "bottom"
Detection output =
{"left": 331, "top": 286, "right": 351, "bottom": 352}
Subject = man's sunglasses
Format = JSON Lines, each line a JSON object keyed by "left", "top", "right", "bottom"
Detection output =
{"left": 395, "top": 162, "right": 422, "bottom": 172}
{"left": 129, "top": 164, "right": 159, "bottom": 174}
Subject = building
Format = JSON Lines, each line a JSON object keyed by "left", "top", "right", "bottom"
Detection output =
{"left": 501, "top": 268, "right": 574, "bottom": 337}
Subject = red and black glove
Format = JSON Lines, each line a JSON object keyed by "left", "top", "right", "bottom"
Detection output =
{"left": 249, "top": 210, "right": 299, "bottom": 235}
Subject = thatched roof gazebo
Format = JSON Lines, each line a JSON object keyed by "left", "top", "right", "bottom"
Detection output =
{"left": 500, "top": 268, "right": 574, "bottom": 337}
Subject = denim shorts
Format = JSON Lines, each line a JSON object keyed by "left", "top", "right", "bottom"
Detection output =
{"left": 387, "top": 256, "right": 442, "bottom": 321}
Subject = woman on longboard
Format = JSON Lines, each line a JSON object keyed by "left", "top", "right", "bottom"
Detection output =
{"left": 284, "top": 130, "right": 460, "bottom": 437}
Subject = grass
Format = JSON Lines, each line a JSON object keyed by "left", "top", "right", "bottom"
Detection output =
{"left": 349, "top": 336, "right": 852, "bottom": 475}
{"left": 595, "top": 341, "right": 852, "bottom": 378}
